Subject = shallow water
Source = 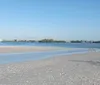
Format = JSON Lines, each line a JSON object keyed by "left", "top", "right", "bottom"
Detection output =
{"left": 0, "top": 42, "right": 100, "bottom": 48}
{"left": 0, "top": 49, "right": 90, "bottom": 64}
{"left": 0, "top": 42, "right": 100, "bottom": 64}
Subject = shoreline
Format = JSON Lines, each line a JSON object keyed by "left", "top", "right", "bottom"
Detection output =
{"left": 0, "top": 52, "right": 100, "bottom": 84}
{"left": 0, "top": 46, "right": 89, "bottom": 64}
{"left": 0, "top": 46, "right": 64, "bottom": 53}
{"left": 0, "top": 46, "right": 88, "bottom": 53}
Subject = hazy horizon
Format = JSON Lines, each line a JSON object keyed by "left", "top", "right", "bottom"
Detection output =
{"left": 0, "top": 0, "right": 100, "bottom": 40}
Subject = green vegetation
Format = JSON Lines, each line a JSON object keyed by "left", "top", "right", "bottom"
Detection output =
{"left": 1, "top": 39, "right": 100, "bottom": 43}
{"left": 38, "top": 39, "right": 66, "bottom": 43}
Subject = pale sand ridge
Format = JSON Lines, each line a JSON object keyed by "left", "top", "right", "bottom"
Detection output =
{"left": 0, "top": 46, "right": 83, "bottom": 53}
{"left": 0, "top": 46, "right": 63, "bottom": 53}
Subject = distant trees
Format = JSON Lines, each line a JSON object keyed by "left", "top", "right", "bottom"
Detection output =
{"left": 70, "top": 40, "right": 100, "bottom": 43}
{"left": 38, "top": 39, "right": 54, "bottom": 43}
{"left": 92, "top": 41, "right": 100, "bottom": 43}
{"left": 70, "top": 40, "right": 83, "bottom": 43}
{"left": 1, "top": 39, "right": 100, "bottom": 43}
{"left": 38, "top": 39, "right": 66, "bottom": 43}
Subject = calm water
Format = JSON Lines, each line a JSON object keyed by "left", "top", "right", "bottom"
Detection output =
{"left": 0, "top": 42, "right": 100, "bottom": 64}
{"left": 0, "top": 42, "right": 100, "bottom": 48}
{"left": 0, "top": 49, "right": 89, "bottom": 64}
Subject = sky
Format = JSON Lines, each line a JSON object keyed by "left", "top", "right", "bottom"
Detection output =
{"left": 0, "top": 0, "right": 100, "bottom": 40}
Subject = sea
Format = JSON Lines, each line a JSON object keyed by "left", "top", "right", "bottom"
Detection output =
{"left": 0, "top": 42, "right": 100, "bottom": 64}
{"left": 0, "top": 42, "right": 100, "bottom": 48}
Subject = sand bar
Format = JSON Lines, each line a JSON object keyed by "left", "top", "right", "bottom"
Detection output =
{"left": 0, "top": 52, "right": 100, "bottom": 84}
{"left": 0, "top": 46, "right": 86, "bottom": 53}
{"left": 0, "top": 46, "right": 65, "bottom": 53}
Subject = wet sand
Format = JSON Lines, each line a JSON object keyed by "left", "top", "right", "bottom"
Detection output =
{"left": 0, "top": 46, "right": 64, "bottom": 53}
{"left": 0, "top": 46, "right": 87, "bottom": 53}
{"left": 0, "top": 51, "right": 100, "bottom": 85}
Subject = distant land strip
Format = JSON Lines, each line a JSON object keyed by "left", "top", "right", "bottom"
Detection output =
{"left": 0, "top": 39, "right": 100, "bottom": 43}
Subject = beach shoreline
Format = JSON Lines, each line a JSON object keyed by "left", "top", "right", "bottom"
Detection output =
{"left": 0, "top": 46, "right": 65, "bottom": 53}
{"left": 0, "top": 52, "right": 100, "bottom": 84}
{"left": 0, "top": 46, "right": 88, "bottom": 53}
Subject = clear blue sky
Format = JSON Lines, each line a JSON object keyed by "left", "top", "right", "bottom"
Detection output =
{"left": 0, "top": 0, "right": 100, "bottom": 40}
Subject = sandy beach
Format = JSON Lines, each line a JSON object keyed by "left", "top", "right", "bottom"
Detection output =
{"left": 0, "top": 51, "right": 100, "bottom": 85}
{"left": 0, "top": 46, "right": 65, "bottom": 53}
{"left": 0, "top": 46, "right": 83, "bottom": 53}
